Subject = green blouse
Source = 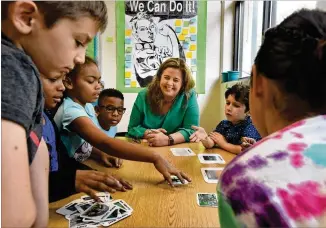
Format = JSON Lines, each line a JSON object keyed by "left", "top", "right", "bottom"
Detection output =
{"left": 127, "top": 88, "right": 199, "bottom": 141}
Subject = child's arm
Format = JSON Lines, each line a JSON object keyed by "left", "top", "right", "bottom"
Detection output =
{"left": 2, "top": 119, "right": 37, "bottom": 227}
{"left": 209, "top": 132, "right": 242, "bottom": 154}
{"left": 69, "top": 117, "right": 191, "bottom": 185}
{"left": 201, "top": 136, "right": 216, "bottom": 149}
{"left": 29, "top": 138, "right": 49, "bottom": 227}
{"left": 90, "top": 147, "right": 123, "bottom": 168}
{"left": 219, "top": 142, "right": 242, "bottom": 154}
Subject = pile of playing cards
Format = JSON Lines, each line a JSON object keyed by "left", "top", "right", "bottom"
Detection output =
{"left": 56, "top": 192, "right": 133, "bottom": 228}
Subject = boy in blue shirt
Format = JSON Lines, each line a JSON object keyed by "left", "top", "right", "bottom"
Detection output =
{"left": 190, "top": 83, "right": 261, "bottom": 154}
{"left": 95, "top": 89, "right": 126, "bottom": 138}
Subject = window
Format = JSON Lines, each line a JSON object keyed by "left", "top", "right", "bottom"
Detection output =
{"left": 233, "top": 1, "right": 264, "bottom": 77}
{"left": 234, "top": 1, "right": 318, "bottom": 78}
{"left": 274, "top": 1, "right": 317, "bottom": 25}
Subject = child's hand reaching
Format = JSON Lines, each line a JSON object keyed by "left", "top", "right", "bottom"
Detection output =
{"left": 240, "top": 137, "right": 256, "bottom": 150}
{"left": 100, "top": 153, "right": 123, "bottom": 168}
{"left": 190, "top": 126, "right": 208, "bottom": 142}
{"left": 75, "top": 170, "right": 133, "bottom": 201}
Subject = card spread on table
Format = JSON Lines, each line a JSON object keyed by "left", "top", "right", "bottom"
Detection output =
{"left": 170, "top": 148, "right": 196, "bottom": 156}
{"left": 201, "top": 168, "right": 224, "bottom": 183}
{"left": 197, "top": 193, "right": 218, "bottom": 207}
{"left": 56, "top": 192, "right": 133, "bottom": 227}
{"left": 198, "top": 153, "right": 226, "bottom": 164}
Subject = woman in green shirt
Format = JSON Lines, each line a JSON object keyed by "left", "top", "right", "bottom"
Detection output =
{"left": 128, "top": 58, "right": 199, "bottom": 147}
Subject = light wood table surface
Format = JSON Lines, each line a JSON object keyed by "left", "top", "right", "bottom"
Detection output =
{"left": 48, "top": 138, "right": 236, "bottom": 227}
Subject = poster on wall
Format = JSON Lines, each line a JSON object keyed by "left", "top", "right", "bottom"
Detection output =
{"left": 116, "top": 0, "right": 207, "bottom": 93}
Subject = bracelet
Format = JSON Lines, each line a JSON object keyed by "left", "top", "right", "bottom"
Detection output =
{"left": 168, "top": 135, "right": 174, "bottom": 146}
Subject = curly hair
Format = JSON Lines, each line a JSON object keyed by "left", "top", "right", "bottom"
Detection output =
{"left": 253, "top": 9, "right": 326, "bottom": 119}
{"left": 225, "top": 83, "right": 250, "bottom": 112}
{"left": 66, "top": 56, "right": 98, "bottom": 80}
{"left": 146, "top": 58, "right": 195, "bottom": 114}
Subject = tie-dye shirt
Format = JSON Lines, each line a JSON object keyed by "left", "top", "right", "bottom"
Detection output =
{"left": 218, "top": 115, "right": 326, "bottom": 228}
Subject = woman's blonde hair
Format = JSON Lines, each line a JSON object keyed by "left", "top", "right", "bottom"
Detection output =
{"left": 147, "top": 58, "right": 195, "bottom": 114}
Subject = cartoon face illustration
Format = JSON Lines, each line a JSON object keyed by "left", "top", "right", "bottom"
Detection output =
{"left": 134, "top": 18, "right": 157, "bottom": 43}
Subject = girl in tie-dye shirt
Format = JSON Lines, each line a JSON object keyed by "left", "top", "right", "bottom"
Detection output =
{"left": 218, "top": 9, "right": 326, "bottom": 227}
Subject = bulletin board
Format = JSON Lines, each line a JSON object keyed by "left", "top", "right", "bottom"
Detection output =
{"left": 116, "top": 0, "right": 207, "bottom": 93}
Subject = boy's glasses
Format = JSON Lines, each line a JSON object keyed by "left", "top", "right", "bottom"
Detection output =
{"left": 99, "top": 105, "right": 126, "bottom": 115}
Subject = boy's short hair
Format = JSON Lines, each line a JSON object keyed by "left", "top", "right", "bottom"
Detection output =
{"left": 225, "top": 83, "right": 250, "bottom": 112}
{"left": 98, "top": 89, "right": 124, "bottom": 105}
{"left": 2, "top": 1, "right": 108, "bottom": 32}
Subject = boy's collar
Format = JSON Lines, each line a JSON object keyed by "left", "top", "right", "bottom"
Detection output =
{"left": 227, "top": 116, "right": 250, "bottom": 126}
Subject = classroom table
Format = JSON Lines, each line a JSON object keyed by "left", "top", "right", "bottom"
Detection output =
{"left": 48, "top": 138, "right": 236, "bottom": 227}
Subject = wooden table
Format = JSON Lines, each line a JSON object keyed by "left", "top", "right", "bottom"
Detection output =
{"left": 48, "top": 139, "right": 236, "bottom": 227}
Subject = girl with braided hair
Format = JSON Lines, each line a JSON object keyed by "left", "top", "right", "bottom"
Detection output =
{"left": 218, "top": 9, "right": 326, "bottom": 228}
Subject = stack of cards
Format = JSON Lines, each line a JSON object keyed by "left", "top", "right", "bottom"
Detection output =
{"left": 170, "top": 175, "right": 189, "bottom": 185}
{"left": 170, "top": 148, "right": 196, "bottom": 156}
{"left": 56, "top": 192, "right": 133, "bottom": 228}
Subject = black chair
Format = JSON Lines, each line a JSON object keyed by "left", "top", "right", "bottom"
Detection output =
{"left": 116, "top": 132, "right": 127, "bottom": 137}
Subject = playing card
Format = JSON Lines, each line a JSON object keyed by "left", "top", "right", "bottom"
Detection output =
{"left": 75, "top": 201, "right": 94, "bottom": 213}
{"left": 111, "top": 199, "right": 133, "bottom": 213}
{"left": 80, "top": 202, "right": 116, "bottom": 221}
{"left": 170, "top": 148, "right": 196, "bottom": 156}
{"left": 101, "top": 213, "right": 131, "bottom": 226}
{"left": 170, "top": 175, "right": 189, "bottom": 185}
{"left": 196, "top": 193, "right": 218, "bottom": 207}
{"left": 56, "top": 199, "right": 82, "bottom": 216}
{"left": 68, "top": 213, "right": 100, "bottom": 228}
{"left": 198, "top": 154, "right": 226, "bottom": 164}
{"left": 65, "top": 211, "right": 80, "bottom": 220}
{"left": 201, "top": 168, "right": 224, "bottom": 183}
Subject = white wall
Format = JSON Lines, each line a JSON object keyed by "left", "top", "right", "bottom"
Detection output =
{"left": 100, "top": 1, "right": 234, "bottom": 133}
{"left": 317, "top": 1, "right": 326, "bottom": 10}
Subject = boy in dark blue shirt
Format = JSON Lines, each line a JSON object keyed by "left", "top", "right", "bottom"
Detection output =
{"left": 190, "top": 83, "right": 261, "bottom": 154}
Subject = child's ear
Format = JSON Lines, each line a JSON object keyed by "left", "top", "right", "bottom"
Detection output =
{"left": 63, "top": 77, "right": 73, "bottom": 90}
{"left": 10, "top": 1, "right": 38, "bottom": 34}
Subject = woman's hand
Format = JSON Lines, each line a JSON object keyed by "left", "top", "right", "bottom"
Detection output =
{"left": 147, "top": 131, "right": 169, "bottom": 147}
